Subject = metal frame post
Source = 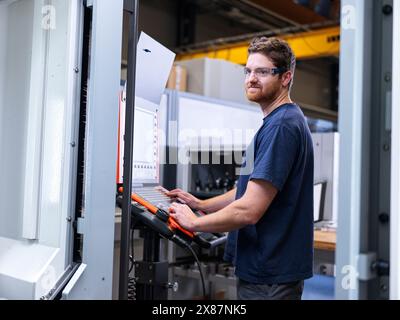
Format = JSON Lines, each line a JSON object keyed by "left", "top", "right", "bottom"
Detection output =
{"left": 119, "top": 0, "right": 139, "bottom": 300}
{"left": 390, "top": 0, "right": 400, "bottom": 300}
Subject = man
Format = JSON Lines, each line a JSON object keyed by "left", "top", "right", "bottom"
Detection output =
{"left": 167, "top": 37, "right": 314, "bottom": 300}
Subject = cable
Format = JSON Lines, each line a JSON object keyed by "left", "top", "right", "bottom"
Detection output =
{"left": 183, "top": 243, "right": 207, "bottom": 299}
{"left": 128, "top": 227, "right": 136, "bottom": 300}
{"left": 171, "top": 235, "right": 207, "bottom": 298}
{"left": 129, "top": 255, "right": 134, "bottom": 273}
{"left": 127, "top": 276, "right": 136, "bottom": 300}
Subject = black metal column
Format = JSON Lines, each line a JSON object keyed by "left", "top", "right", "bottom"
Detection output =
{"left": 135, "top": 229, "right": 168, "bottom": 300}
{"left": 119, "top": 0, "right": 139, "bottom": 300}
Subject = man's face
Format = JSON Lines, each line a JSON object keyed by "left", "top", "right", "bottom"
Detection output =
{"left": 244, "top": 53, "right": 288, "bottom": 104}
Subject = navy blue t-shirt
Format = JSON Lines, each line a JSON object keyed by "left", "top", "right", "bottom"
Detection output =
{"left": 224, "top": 103, "right": 314, "bottom": 284}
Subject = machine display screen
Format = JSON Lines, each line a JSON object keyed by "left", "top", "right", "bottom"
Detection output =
{"left": 132, "top": 107, "right": 159, "bottom": 183}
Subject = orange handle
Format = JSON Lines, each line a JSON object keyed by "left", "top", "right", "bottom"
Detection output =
{"left": 169, "top": 218, "right": 194, "bottom": 238}
{"left": 130, "top": 193, "right": 158, "bottom": 214}
{"left": 118, "top": 187, "right": 158, "bottom": 214}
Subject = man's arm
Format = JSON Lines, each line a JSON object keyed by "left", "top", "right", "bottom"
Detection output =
{"left": 199, "top": 188, "right": 237, "bottom": 213}
{"left": 166, "top": 188, "right": 236, "bottom": 213}
{"left": 169, "top": 179, "right": 278, "bottom": 233}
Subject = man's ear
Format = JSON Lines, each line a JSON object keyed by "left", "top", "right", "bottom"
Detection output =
{"left": 281, "top": 71, "right": 292, "bottom": 88}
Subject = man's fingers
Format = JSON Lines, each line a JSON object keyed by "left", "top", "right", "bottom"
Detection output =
{"left": 166, "top": 191, "right": 182, "bottom": 197}
{"left": 155, "top": 186, "right": 168, "bottom": 193}
{"left": 170, "top": 202, "right": 184, "bottom": 212}
{"left": 180, "top": 193, "right": 194, "bottom": 202}
{"left": 177, "top": 197, "right": 187, "bottom": 204}
{"left": 166, "top": 189, "right": 189, "bottom": 197}
{"left": 178, "top": 193, "right": 190, "bottom": 200}
{"left": 168, "top": 193, "right": 192, "bottom": 203}
{"left": 168, "top": 189, "right": 183, "bottom": 194}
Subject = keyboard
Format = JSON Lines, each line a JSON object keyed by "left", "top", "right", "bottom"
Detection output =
{"left": 132, "top": 186, "right": 173, "bottom": 212}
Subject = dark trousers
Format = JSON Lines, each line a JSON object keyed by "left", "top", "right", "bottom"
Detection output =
{"left": 237, "top": 278, "right": 304, "bottom": 300}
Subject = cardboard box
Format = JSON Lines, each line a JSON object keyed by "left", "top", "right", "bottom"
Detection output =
{"left": 175, "top": 58, "right": 250, "bottom": 105}
{"left": 167, "top": 64, "right": 187, "bottom": 91}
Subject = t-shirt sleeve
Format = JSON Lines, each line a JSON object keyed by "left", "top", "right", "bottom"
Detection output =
{"left": 249, "top": 125, "right": 299, "bottom": 191}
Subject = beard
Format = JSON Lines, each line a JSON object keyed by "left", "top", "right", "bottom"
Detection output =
{"left": 245, "top": 85, "right": 280, "bottom": 104}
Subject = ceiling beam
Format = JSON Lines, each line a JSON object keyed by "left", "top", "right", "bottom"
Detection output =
{"left": 176, "top": 26, "right": 340, "bottom": 63}
{"left": 248, "top": 0, "right": 328, "bottom": 24}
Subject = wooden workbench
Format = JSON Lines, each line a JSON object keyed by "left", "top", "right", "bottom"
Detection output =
{"left": 314, "top": 230, "right": 336, "bottom": 251}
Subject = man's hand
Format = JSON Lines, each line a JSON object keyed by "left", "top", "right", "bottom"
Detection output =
{"left": 169, "top": 202, "right": 198, "bottom": 231}
{"left": 165, "top": 189, "right": 202, "bottom": 210}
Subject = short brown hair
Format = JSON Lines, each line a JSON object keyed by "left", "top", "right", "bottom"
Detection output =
{"left": 248, "top": 37, "right": 296, "bottom": 90}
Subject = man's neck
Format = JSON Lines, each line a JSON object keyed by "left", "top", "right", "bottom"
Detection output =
{"left": 260, "top": 92, "right": 293, "bottom": 118}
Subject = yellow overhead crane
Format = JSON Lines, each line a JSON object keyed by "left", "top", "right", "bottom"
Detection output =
{"left": 176, "top": 26, "right": 340, "bottom": 64}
